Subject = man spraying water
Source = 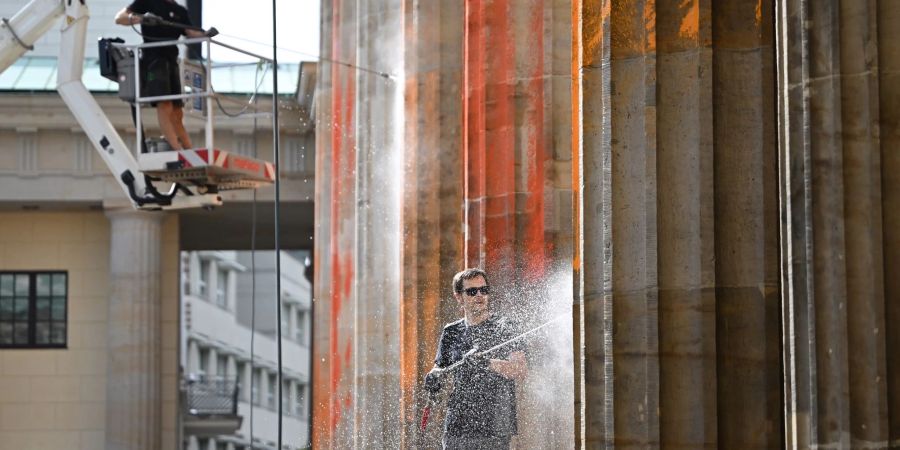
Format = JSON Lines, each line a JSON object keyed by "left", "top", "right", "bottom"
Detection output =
{"left": 424, "top": 268, "right": 527, "bottom": 450}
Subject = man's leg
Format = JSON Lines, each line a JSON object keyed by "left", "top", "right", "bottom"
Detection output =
{"left": 156, "top": 101, "right": 183, "bottom": 150}
{"left": 172, "top": 106, "right": 193, "bottom": 149}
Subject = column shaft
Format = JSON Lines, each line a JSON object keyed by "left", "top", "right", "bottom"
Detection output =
{"left": 399, "top": 0, "right": 465, "bottom": 446}
{"left": 777, "top": 0, "right": 894, "bottom": 447}
{"left": 610, "top": 1, "right": 660, "bottom": 448}
{"left": 713, "top": 0, "right": 783, "bottom": 448}
{"left": 656, "top": 0, "right": 716, "bottom": 447}
{"left": 879, "top": 0, "right": 900, "bottom": 443}
{"left": 105, "top": 210, "right": 164, "bottom": 450}
{"left": 839, "top": 0, "right": 890, "bottom": 444}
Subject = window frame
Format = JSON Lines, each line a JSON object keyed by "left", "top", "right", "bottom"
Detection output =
{"left": 0, "top": 271, "right": 68, "bottom": 349}
{"left": 215, "top": 267, "right": 228, "bottom": 308}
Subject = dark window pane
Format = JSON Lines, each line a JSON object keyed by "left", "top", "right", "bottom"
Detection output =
{"left": 15, "top": 274, "right": 29, "bottom": 296}
{"left": 0, "top": 323, "right": 12, "bottom": 344}
{"left": 0, "top": 275, "right": 12, "bottom": 296}
{"left": 51, "top": 323, "right": 66, "bottom": 344}
{"left": 36, "top": 274, "right": 50, "bottom": 296}
{"left": 36, "top": 297, "right": 50, "bottom": 320}
{"left": 52, "top": 274, "right": 66, "bottom": 296}
{"left": 0, "top": 298, "right": 12, "bottom": 320}
{"left": 14, "top": 299, "right": 29, "bottom": 320}
{"left": 35, "top": 322, "right": 51, "bottom": 344}
{"left": 51, "top": 299, "right": 65, "bottom": 321}
{"left": 14, "top": 323, "right": 28, "bottom": 343}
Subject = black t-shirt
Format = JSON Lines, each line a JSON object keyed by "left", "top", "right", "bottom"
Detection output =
{"left": 127, "top": 0, "right": 192, "bottom": 59}
{"left": 434, "top": 314, "right": 524, "bottom": 438}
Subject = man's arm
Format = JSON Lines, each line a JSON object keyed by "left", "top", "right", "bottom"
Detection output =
{"left": 114, "top": 7, "right": 141, "bottom": 26}
{"left": 488, "top": 350, "right": 527, "bottom": 381}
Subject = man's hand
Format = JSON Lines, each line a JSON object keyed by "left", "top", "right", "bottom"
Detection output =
{"left": 424, "top": 367, "right": 444, "bottom": 394}
{"left": 487, "top": 351, "right": 527, "bottom": 380}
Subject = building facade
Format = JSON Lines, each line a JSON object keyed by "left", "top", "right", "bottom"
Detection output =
{"left": 181, "top": 251, "right": 311, "bottom": 450}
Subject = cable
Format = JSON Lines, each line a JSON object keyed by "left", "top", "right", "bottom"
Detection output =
{"left": 210, "top": 60, "right": 269, "bottom": 118}
{"left": 217, "top": 32, "right": 395, "bottom": 80}
{"left": 272, "top": 1, "right": 284, "bottom": 448}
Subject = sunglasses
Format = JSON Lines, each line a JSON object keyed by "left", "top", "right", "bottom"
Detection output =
{"left": 463, "top": 286, "right": 490, "bottom": 297}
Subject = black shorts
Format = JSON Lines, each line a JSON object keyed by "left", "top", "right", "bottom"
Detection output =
{"left": 141, "top": 56, "right": 183, "bottom": 107}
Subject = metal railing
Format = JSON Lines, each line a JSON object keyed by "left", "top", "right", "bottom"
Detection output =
{"left": 183, "top": 375, "right": 240, "bottom": 416}
{"left": 111, "top": 37, "right": 276, "bottom": 160}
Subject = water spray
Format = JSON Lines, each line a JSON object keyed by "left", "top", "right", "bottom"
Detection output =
{"left": 418, "top": 313, "right": 569, "bottom": 433}
{"left": 433, "top": 313, "right": 568, "bottom": 376}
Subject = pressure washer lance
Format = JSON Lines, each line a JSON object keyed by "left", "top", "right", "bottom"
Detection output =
{"left": 418, "top": 313, "right": 568, "bottom": 432}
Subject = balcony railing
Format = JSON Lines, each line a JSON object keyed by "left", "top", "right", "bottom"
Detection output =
{"left": 182, "top": 375, "right": 243, "bottom": 437}
{"left": 184, "top": 375, "right": 239, "bottom": 415}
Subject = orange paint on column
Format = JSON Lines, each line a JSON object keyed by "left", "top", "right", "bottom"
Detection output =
{"left": 315, "top": 0, "right": 358, "bottom": 445}
{"left": 482, "top": 0, "right": 516, "bottom": 273}
{"left": 312, "top": 0, "right": 344, "bottom": 445}
{"left": 464, "top": 0, "right": 487, "bottom": 268}
{"left": 522, "top": 0, "right": 547, "bottom": 281}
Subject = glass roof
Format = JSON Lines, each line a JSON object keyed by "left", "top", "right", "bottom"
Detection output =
{"left": 0, "top": 57, "right": 299, "bottom": 95}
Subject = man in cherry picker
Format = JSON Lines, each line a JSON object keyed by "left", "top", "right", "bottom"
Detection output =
{"left": 424, "top": 268, "right": 528, "bottom": 450}
{"left": 114, "top": 0, "right": 206, "bottom": 151}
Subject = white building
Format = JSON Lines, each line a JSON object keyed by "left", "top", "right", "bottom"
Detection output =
{"left": 181, "top": 250, "right": 311, "bottom": 450}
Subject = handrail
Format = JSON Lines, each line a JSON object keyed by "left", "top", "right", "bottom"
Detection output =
{"left": 110, "top": 37, "right": 273, "bottom": 63}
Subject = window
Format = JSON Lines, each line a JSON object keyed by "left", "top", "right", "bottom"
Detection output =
{"left": 251, "top": 370, "right": 261, "bottom": 406}
{"left": 295, "top": 309, "right": 307, "bottom": 346}
{"left": 295, "top": 382, "right": 306, "bottom": 417}
{"left": 281, "top": 304, "right": 290, "bottom": 338}
{"left": 282, "top": 380, "right": 291, "bottom": 415}
{"left": 0, "top": 272, "right": 67, "bottom": 348}
{"left": 266, "top": 373, "right": 277, "bottom": 409}
{"left": 198, "top": 260, "right": 210, "bottom": 298}
{"left": 215, "top": 268, "right": 228, "bottom": 307}
{"left": 217, "top": 354, "right": 228, "bottom": 378}
{"left": 198, "top": 347, "right": 209, "bottom": 379}
{"left": 235, "top": 362, "right": 245, "bottom": 400}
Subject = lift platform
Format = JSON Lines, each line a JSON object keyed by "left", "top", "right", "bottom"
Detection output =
{"left": 0, "top": 0, "right": 280, "bottom": 210}
{"left": 139, "top": 148, "right": 276, "bottom": 192}
{"left": 105, "top": 30, "right": 278, "bottom": 208}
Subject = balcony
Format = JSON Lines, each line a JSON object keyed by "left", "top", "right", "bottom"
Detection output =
{"left": 181, "top": 375, "right": 243, "bottom": 437}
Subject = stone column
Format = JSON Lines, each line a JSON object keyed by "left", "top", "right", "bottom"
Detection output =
{"left": 713, "top": 1, "right": 782, "bottom": 448}
{"left": 655, "top": 1, "right": 716, "bottom": 447}
{"left": 777, "top": 0, "right": 893, "bottom": 447}
{"left": 104, "top": 209, "right": 165, "bottom": 450}
{"left": 576, "top": 0, "right": 661, "bottom": 447}
{"left": 575, "top": 0, "right": 785, "bottom": 448}
{"left": 399, "top": 0, "right": 465, "bottom": 447}
{"left": 879, "top": 2, "right": 900, "bottom": 442}
{"left": 314, "top": 0, "right": 405, "bottom": 447}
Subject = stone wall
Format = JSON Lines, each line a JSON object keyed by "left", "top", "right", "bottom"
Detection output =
{"left": 0, "top": 211, "right": 179, "bottom": 450}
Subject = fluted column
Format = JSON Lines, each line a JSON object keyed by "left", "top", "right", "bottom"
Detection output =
{"left": 777, "top": 0, "right": 894, "bottom": 447}
{"left": 104, "top": 209, "right": 164, "bottom": 450}
{"left": 713, "top": 1, "right": 782, "bottom": 448}
{"left": 880, "top": 2, "right": 900, "bottom": 443}
{"left": 399, "top": 0, "right": 464, "bottom": 446}
{"left": 314, "top": 0, "right": 405, "bottom": 447}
